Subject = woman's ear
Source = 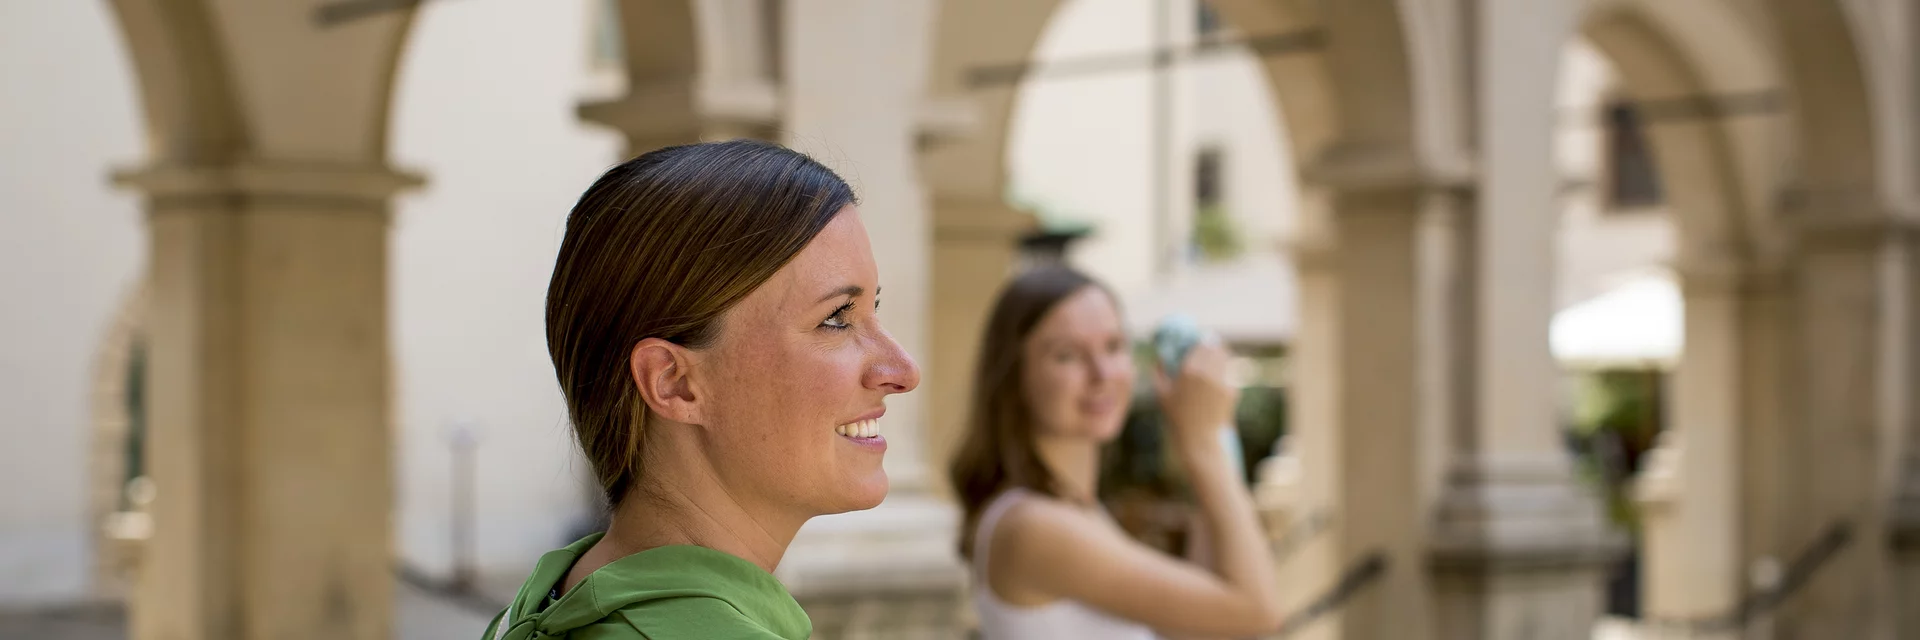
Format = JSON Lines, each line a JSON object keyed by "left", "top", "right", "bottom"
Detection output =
{"left": 631, "top": 337, "right": 702, "bottom": 425}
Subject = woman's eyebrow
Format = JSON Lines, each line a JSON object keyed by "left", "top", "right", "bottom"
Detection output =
{"left": 814, "top": 285, "right": 863, "bottom": 304}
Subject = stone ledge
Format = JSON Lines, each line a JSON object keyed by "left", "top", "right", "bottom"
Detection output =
{"left": 777, "top": 491, "right": 967, "bottom": 598}
{"left": 1301, "top": 141, "right": 1475, "bottom": 196}
{"left": 1428, "top": 534, "right": 1628, "bottom": 573}
{"left": 112, "top": 159, "right": 424, "bottom": 208}
{"left": 1889, "top": 473, "right": 1920, "bottom": 550}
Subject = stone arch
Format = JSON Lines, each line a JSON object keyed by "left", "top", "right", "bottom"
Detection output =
{"left": 1573, "top": 0, "right": 1790, "bottom": 622}
{"left": 921, "top": 0, "right": 1424, "bottom": 201}
{"left": 581, "top": 0, "right": 786, "bottom": 151}
{"left": 108, "top": 0, "right": 420, "bottom": 164}
{"left": 100, "top": 3, "right": 425, "bottom": 637}
{"left": 921, "top": 2, "right": 1436, "bottom": 634}
{"left": 85, "top": 281, "right": 149, "bottom": 600}
{"left": 1764, "top": 0, "right": 1882, "bottom": 201}
{"left": 1578, "top": 0, "right": 1786, "bottom": 265}
{"left": 919, "top": 0, "right": 1430, "bottom": 485}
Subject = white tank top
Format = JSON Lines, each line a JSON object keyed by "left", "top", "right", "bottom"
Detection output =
{"left": 969, "top": 488, "right": 1160, "bottom": 640}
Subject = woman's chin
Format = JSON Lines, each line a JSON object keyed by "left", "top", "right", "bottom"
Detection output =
{"left": 1086, "top": 418, "right": 1128, "bottom": 443}
{"left": 826, "top": 470, "right": 889, "bottom": 513}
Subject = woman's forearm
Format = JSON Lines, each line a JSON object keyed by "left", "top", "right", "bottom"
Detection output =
{"left": 1177, "top": 430, "right": 1283, "bottom": 625}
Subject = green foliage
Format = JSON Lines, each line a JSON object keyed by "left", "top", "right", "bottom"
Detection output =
{"left": 1098, "top": 347, "right": 1289, "bottom": 500}
{"left": 1568, "top": 369, "right": 1664, "bottom": 533}
{"left": 1191, "top": 204, "right": 1243, "bottom": 262}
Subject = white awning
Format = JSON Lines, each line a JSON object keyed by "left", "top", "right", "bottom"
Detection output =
{"left": 1550, "top": 269, "right": 1682, "bottom": 370}
{"left": 1118, "top": 259, "right": 1682, "bottom": 370}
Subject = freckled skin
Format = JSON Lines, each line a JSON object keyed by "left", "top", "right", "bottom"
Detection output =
{"left": 688, "top": 209, "right": 920, "bottom": 520}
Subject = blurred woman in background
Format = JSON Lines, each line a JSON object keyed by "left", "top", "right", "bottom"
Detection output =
{"left": 950, "top": 266, "right": 1283, "bottom": 639}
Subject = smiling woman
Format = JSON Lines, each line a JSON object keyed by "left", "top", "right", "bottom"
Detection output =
{"left": 484, "top": 140, "right": 921, "bottom": 640}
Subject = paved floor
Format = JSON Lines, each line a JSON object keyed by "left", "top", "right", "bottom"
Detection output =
{"left": 1, "top": 592, "right": 1650, "bottom": 640}
{"left": 0, "top": 579, "right": 499, "bottom": 640}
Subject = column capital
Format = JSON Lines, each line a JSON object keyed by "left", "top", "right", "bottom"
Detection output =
{"left": 1777, "top": 186, "right": 1920, "bottom": 249}
{"left": 577, "top": 76, "right": 766, "bottom": 148}
{"left": 112, "top": 159, "right": 424, "bottom": 210}
{"left": 915, "top": 95, "right": 981, "bottom": 150}
{"left": 931, "top": 196, "right": 1036, "bottom": 243}
{"left": 1301, "top": 140, "right": 1475, "bottom": 197}
{"left": 1672, "top": 254, "right": 1792, "bottom": 295}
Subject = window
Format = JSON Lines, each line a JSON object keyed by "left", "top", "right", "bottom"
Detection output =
{"left": 1194, "top": 146, "right": 1224, "bottom": 208}
{"left": 1190, "top": 147, "right": 1240, "bottom": 262}
{"left": 590, "top": 0, "right": 625, "bottom": 72}
{"left": 1195, "top": 1, "right": 1223, "bottom": 40}
{"left": 1603, "top": 101, "right": 1662, "bottom": 209}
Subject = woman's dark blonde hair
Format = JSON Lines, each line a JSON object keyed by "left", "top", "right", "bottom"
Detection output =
{"left": 949, "top": 265, "right": 1114, "bottom": 558}
{"left": 546, "top": 140, "right": 855, "bottom": 506}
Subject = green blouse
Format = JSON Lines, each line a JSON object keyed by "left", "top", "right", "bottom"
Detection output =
{"left": 482, "top": 533, "right": 811, "bottom": 639}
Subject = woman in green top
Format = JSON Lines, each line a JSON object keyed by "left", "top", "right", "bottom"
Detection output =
{"left": 485, "top": 140, "right": 920, "bottom": 639}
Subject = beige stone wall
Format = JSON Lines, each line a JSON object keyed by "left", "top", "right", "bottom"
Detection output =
{"left": 0, "top": 0, "right": 147, "bottom": 606}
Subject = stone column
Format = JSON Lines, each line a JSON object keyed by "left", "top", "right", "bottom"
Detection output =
{"left": 1768, "top": 202, "right": 1899, "bottom": 639}
{"left": 1280, "top": 150, "right": 1450, "bottom": 639}
{"left": 915, "top": 0, "right": 1053, "bottom": 497}
{"left": 1632, "top": 258, "right": 1750, "bottom": 638}
{"left": 774, "top": 0, "right": 966, "bottom": 615}
{"left": 1429, "top": 1, "right": 1617, "bottom": 637}
{"left": 1894, "top": 4, "right": 1920, "bottom": 630}
{"left": 121, "top": 161, "right": 420, "bottom": 640}
{"left": 577, "top": 0, "right": 776, "bottom": 152}
{"left": 927, "top": 196, "right": 1032, "bottom": 490}
{"left": 1894, "top": 224, "right": 1920, "bottom": 640}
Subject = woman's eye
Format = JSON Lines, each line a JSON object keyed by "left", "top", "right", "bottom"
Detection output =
{"left": 821, "top": 302, "right": 856, "bottom": 330}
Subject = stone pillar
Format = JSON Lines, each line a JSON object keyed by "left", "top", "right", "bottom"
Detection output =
{"left": 1892, "top": 224, "right": 1920, "bottom": 640}
{"left": 1429, "top": 1, "right": 1617, "bottom": 637}
{"left": 774, "top": 0, "right": 966, "bottom": 614}
{"left": 577, "top": 78, "right": 725, "bottom": 154}
{"left": 1282, "top": 151, "right": 1446, "bottom": 639}
{"left": 1895, "top": 224, "right": 1920, "bottom": 640}
{"left": 927, "top": 196, "right": 1032, "bottom": 490}
{"left": 1768, "top": 204, "right": 1899, "bottom": 639}
{"left": 915, "top": 0, "right": 1053, "bottom": 498}
{"left": 120, "top": 161, "right": 419, "bottom": 640}
{"left": 1632, "top": 258, "right": 1750, "bottom": 638}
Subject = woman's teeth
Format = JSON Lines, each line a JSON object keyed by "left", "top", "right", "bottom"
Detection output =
{"left": 835, "top": 419, "right": 880, "bottom": 439}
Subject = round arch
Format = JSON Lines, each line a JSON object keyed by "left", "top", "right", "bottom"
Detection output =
{"left": 1758, "top": 0, "right": 1883, "bottom": 202}
{"left": 917, "top": 0, "right": 1430, "bottom": 487}
{"left": 85, "top": 282, "right": 149, "bottom": 600}
{"left": 921, "top": 0, "right": 1423, "bottom": 202}
{"left": 1571, "top": 0, "right": 1789, "bottom": 624}
{"left": 1578, "top": 0, "right": 1787, "bottom": 264}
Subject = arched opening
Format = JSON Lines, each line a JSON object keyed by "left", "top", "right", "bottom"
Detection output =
{"left": 998, "top": 0, "right": 1300, "bottom": 555}
{"left": 924, "top": 0, "right": 1433, "bottom": 634}
{"left": 87, "top": 284, "right": 152, "bottom": 601}
{"left": 1555, "top": 0, "right": 1792, "bottom": 632}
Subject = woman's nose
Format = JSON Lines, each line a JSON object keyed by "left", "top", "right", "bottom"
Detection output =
{"left": 865, "top": 326, "right": 920, "bottom": 393}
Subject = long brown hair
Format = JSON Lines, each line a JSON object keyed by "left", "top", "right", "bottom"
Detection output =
{"left": 546, "top": 140, "right": 855, "bottom": 506}
{"left": 949, "top": 265, "right": 1114, "bottom": 558}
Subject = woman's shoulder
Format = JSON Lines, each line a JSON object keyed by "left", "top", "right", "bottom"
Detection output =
{"left": 570, "top": 597, "right": 804, "bottom": 640}
{"left": 991, "top": 492, "right": 1124, "bottom": 557}
{"left": 492, "top": 542, "right": 811, "bottom": 640}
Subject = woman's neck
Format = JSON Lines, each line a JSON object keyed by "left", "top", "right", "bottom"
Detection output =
{"left": 598, "top": 428, "right": 805, "bottom": 575}
{"left": 1034, "top": 433, "right": 1102, "bottom": 504}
